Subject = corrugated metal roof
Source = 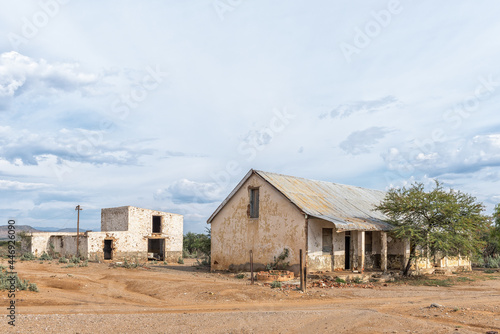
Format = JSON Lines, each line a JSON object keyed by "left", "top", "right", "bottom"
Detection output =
{"left": 207, "top": 169, "right": 393, "bottom": 231}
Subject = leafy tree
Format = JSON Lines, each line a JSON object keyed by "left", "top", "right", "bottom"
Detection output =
{"left": 482, "top": 204, "right": 500, "bottom": 259}
{"left": 183, "top": 227, "right": 211, "bottom": 257}
{"left": 376, "top": 181, "right": 488, "bottom": 275}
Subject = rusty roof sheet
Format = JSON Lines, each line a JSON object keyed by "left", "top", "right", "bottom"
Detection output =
{"left": 207, "top": 169, "right": 393, "bottom": 231}
{"left": 255, "top": 170, "right": 392, "bottom": 231}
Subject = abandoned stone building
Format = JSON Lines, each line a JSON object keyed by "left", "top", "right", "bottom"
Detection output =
{"left": 208, "top": 169, "right": 470, "bottom": 274}
{"left": 27, "top": 206, "right": 183, "bottom": 262}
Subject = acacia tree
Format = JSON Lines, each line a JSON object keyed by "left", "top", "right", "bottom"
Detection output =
{"left": 375, "top": 181, "right": 488, "bottom": 275}
{"left": 483, "top": 204, "right": 500, "bottom": 260}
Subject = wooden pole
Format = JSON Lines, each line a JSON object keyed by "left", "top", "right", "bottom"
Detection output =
{"left": 75, "top": 205, "right": 82, "bottom": 258}
{"left": 250, "top": 250, "right": 254, "bottom": 285}
{"left": 300, "top": 249, "right": 304, "bottom": 291}
{"left": 304, "top": 257, "right": 307, "bottom": 292}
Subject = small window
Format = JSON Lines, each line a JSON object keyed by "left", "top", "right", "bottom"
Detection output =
{"left": 322, "top": 228, "right": 333, "bottom": 253}
{"left": 249, "top": 188, "right": 259, "bottom": 218}
{"left": 152, "top": 215, "right": 162, "bottom": 233}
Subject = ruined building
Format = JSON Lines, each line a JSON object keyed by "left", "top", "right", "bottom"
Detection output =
{"left": 27, "top": 206, "right": 183, "bottom": 262}
{"left": 208, "top": 170, "right": 470, "bottom": 274}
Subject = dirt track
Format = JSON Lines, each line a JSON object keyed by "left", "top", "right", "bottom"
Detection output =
{"left": 1, "top": 259, "right": 500, "bottom": 333}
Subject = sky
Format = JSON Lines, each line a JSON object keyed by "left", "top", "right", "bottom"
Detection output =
{"left": 1, "top": 0, "right": 500, "bottom": 233}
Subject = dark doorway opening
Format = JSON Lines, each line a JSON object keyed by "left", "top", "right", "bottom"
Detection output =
{"left": 345, "top": 234, "right": 351, "bottom": 270}
{"left": 147, "top": 238, "right": 165, "bottom": 261}
{"left": 104, "top": 239, "right": 113, "bottom": 260}
{"left": 152, "top": 216, "right": 162, "bottom": 233}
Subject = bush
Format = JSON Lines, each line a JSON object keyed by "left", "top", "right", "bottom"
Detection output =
{"left": 183, "top": 229, "right": 211, "bottom": 258}
{"left": 485, "top": 255, "right": 500, "bottom": 268}
{"left": 236, "top": 273, "right": 245, "bottom": 279}
{"left": 0, "top": 269, "right": 38, "bottom": 292}
{"left": 335, "top": 277, "right": 346, "bottom": 284}
{"left": 352, "top": 277, "right": 362, "bottom": 284}
{"left": 59, "top": 256, "right": 69, "bottom": 263}
{"left": 265, "top": 248, "right": 290, "bottom": 270}
{"left": 40, "top": 252, "right": 52, "bottom": 261}
{"left": 270, "top": 280, "right": 282, "bottom": 289}
{"left": 120, "top": 259, "right": 140, "bottom": 269}
{"left": 70, "top": 255, "right": 81, "bottom": 264}
{"left": 20, "top": 252, "right": 36, "bottom": 261}
{"left": 177, "top": 257, "right": 184, "bottom": 264}
{"left": 79, "top": 260, "right": 88, "bottom": 267}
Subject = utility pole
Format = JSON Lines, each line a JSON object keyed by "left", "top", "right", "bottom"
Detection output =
{"left": 75, "top": 205, "right": 82, "bottom": 258}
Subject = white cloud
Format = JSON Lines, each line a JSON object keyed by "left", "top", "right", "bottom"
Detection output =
{"left": 155, "top": 179, "right": 226, "bottom": 204}
{"left": 340, "top": 127, "right": 393, "bottom": 155}
{"left": 0, "top": 51, "right": 98, "bottom": 98}
{"left": 0, "top": 127, "right": 151, "bottom": 166}
{"left": 0, "top": 180, "right": 49, "bottom": 190}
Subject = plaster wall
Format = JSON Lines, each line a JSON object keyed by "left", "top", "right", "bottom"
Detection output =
{"left": 210, "top": 173, "right": 306, "bottom": 273}
{"left": 30, "top": 232, "right": 87, "bottom": 257}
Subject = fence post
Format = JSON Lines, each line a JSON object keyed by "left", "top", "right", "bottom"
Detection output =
{"left": 250, "top": 250, "right": 254, "bottom": 285}
{"left": 300, "top": 249, "right": 304, "bottom": 291}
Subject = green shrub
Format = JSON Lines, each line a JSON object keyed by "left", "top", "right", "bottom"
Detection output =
{"left": 79, "top": 260, "right": 88, "bottom": 267}
{"left": 64, "top": 264, "right": 75, "bottom": 268}
{"left": 484, "top": 269, "right": 495, "bottom": 273}
{"left": 270, "top": 280, "right": 282, "bottom": 289}
{"left": 59, "top": 256, "right": 69, "bottom": 263}
{"left": 485, "top": 255, "right": 500, "bottom": 268}
{"left": 236, "top": 273, "right": 245, "bottom": 279}
{"left": 352, "top": 277, "right": 362, "bottom": 284}
{"left": 177, "top": 257, "right": 184, "bottom": 264}
{"left": 70, "top": 256, "right": 81, "bottom": 264}
{"left": 120, "top": 259, "right": 140, "bottom": 269}
{"left": 40, "top": 252, "right": 52, "bottom": 261}
{"left": 266, "top": 248, "right": 290, "bottom": 270}
{"left": 20, "top": 252, "right": 36, "bottom": 261}
{"left": 0, "top": 269, "right": 38, "bottom": 292}
{"left": 335, "top": 277, "right": 346, "bottom": 284}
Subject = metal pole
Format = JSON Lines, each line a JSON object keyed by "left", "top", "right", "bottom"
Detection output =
{"left": 250, "top": 250, "right": 254, "bottom": 285}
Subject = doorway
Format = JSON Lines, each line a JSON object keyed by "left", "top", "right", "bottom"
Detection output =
{"left": 345, "top": 233, "right": 351, "bottom": 270}
{"left": 147, "top": 238, "right": 165, "bottom": 261}
{"left": 103, "top": 239, "right": 113, "bottom": 260}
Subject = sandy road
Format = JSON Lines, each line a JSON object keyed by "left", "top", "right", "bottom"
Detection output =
{"left": 1, "top": 260, "right": 500, "bottom": 333}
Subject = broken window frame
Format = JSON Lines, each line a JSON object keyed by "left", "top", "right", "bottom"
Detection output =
{"left": 322, "top": 228, "right": 333, "bottom": 253}
{"left": 249, "top": 187, "right": 259, "bottom": 218}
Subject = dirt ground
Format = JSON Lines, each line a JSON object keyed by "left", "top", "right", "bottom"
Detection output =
{"left": 1, "top": 259, "right": 500, "bottom": 334}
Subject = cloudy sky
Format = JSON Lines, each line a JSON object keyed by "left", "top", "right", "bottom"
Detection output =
{"left": 1, "top": 1, "right": 500, "bottom": 233}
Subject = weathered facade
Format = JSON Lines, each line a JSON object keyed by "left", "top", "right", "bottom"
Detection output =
{"left": 208, "top": 170, "right": 469, "bottom": 274}
{"left": 28, "top": 206, "right": 183, "bottom": 262}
